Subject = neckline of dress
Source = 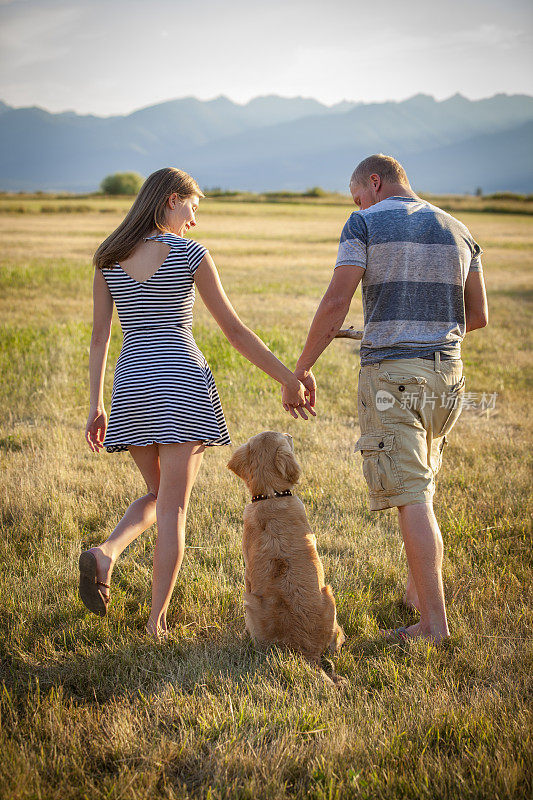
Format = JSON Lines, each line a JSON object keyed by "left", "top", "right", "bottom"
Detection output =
{"left": 117, "top": 240, "right": 173, "bottom": 285}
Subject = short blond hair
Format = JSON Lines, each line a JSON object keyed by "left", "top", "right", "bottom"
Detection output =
{"left": 350, "top": 154, "right": 410, "bottom": 189}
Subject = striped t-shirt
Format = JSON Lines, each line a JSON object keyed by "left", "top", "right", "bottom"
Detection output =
{"left": 334, "top": 196, "right": 483, "bottom": 365}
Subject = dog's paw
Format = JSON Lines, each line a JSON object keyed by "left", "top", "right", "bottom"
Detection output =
{"left": 319, "top": 668, "right": 337, "bottom": 687}
{"left": 330, "top": 673, "right": 349, "bottom": 688}
{"left": 318, "top": 668, "right": 348, "bottom": 688}
{"left": 320, "top": 655, "right": 348, "bottom": 688}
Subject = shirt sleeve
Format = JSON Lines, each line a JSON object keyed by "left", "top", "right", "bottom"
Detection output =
{"left": 186, "top": 239, "right": 208, "bottom": 275}
{"left": 334, "top": 212, "right": 368, "bottom": 269}
{"left": 468, "top": 240, "right": 483, "bottom": 273}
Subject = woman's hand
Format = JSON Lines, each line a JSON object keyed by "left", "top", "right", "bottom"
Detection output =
{"left": 281, "top": 376, "right": 317, "bottom": 420}
{"left": 85, "top": 407, "right": 107, "bottom": 453}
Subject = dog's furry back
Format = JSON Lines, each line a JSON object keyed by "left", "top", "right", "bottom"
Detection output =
{"left": 243, "top": 495, "right": 340, "bottom": 660}
{"left": 227, "top": 431, "right": 344, "bottom": 664}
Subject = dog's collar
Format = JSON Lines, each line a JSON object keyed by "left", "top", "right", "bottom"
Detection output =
{"left": 251, "top": 490, "right": 293, "bottom": 503}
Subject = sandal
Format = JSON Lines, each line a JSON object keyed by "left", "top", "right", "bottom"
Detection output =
{"left": 79, "top": 550, "right": 110, "bottom": 617}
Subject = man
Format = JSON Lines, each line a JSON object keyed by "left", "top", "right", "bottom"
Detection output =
{"left": 283, "top": 154, "right": 488, "bottom": 643}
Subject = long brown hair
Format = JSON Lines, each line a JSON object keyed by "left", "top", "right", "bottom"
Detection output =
{"left": 93, "top": 167, "right": 204, "bottom": 270}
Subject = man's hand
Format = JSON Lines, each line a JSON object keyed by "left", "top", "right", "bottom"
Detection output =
{"left": 294, "top": 367, "right": 317, "bottom": 408}
{"left": 281, "top": 376, "right": 316, "bottom": 420}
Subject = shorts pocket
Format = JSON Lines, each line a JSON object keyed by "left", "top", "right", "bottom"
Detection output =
{"left": 437, "top": 376, "right": 465, "bottom": 437}
{"left": 377, "top": 373, "right": 427, "bottom": 417}
{"left": 379, "top": 373, "right": 427, "bottom": 386}
{"left": 354, "top": 432, "right": 404, "bottom": 494}
{"left": 431, "top": 435, "right": 448, "bottom": 476}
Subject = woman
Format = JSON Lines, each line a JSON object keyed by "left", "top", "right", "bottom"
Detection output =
{"left": 81, "top": 167, "right": 314, "bottom": 638}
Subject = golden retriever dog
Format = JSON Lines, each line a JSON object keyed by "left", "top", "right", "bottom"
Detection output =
{"left": 227, "top": 431, "right": 345, "bottom": 685}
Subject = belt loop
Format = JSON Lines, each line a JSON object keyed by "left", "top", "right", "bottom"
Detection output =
{"left": 434, "top": 352, "right": 441, "bottom": 372}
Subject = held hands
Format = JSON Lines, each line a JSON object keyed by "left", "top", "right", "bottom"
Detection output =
{"left": 85, "top": 407, "right": 107, "bottom": 453}
{"left": 281, "top": 370, "right": 317, "bottom": 420}
{"left": 294, "top": 367, "right": 316, "bottom": 408}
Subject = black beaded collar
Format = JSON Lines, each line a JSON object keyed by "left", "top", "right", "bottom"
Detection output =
{"left": 251, "top": 490, "right": 293, "bottom": 503}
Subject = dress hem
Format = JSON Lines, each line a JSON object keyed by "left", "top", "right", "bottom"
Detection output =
{"left": 105, "top": 437, "right": 231, "bottom": 453}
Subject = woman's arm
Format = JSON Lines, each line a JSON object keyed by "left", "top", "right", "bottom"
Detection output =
{"left": 193, "top": 253, "right": 314, "bottom": 418}
{"left": 85, "top": 268, "right": 113, "bottom": 451}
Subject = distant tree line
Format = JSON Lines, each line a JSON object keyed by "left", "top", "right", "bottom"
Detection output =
{"left": 100, "top": 172, "right": 144, "bottom": 195}
{"left": 98, "top": 174, "right": 533, "bottom": 203}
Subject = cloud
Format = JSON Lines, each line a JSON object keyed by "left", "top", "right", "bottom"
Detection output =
{"left": 0, "top": 2, "right": 84, "bottom": 68}
{"left": 0, "top": 0, "right": 531, "bottom": 113}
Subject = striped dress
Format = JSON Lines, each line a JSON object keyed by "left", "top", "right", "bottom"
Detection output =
{"left": 101, "top": 232, "right": 231, "bottom": 452}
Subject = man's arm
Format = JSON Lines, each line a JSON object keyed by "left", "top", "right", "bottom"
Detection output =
{"left": 464, "top": 269, "right": 489, "bottom": 332}
{"left": 296, "top": 265, "right": 365, "bottom": 372}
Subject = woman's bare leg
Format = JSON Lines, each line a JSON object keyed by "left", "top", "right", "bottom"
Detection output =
{"left": 88, "top": 444, "right": 160, "bottom": 601}
{"left": 146, "top": 441, "right": 204, "bottom": 637}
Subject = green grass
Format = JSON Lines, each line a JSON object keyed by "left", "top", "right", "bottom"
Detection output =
{"left": 0, "top": 197, "right": 532, "bottom": 799}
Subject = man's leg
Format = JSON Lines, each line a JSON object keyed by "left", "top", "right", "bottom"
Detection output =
{"left": 396, "top": 500, "right": 449, "bottom": 641}
{"left": 356, "top": 358, "right": 457, "bottom": 642}
{"left": 403, "top": 567, "right": 420, "bottom": 611}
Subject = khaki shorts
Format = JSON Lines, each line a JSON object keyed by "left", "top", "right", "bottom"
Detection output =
{"left": 355, "top": 355, "right": 465, "bottom": 511}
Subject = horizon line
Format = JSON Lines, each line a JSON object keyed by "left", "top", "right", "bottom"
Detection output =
{"left": 1, "top": 90, "right": 531, "bottom": 119}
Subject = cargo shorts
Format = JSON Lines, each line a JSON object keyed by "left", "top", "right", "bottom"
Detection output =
{"left": 354, "top": 354, "right": 465, "bottom": 511}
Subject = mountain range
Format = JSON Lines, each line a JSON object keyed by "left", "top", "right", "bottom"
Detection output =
{"left": 1, "top": 93, "right": 532, "bottom": 194}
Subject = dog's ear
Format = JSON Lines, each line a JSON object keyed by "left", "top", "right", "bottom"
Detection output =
{"left": 227, "top": 443, "right": 250, "bottom": 480}
{"left": 275, "top": 445, "right": 301, "bottom": 485}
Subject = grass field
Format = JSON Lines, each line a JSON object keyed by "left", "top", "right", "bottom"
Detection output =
{"left": 0, "top": 195, "right": 532, "bottom": 799}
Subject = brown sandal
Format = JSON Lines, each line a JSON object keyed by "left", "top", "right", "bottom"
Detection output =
{"left": 79, "top": 550, "right": 110, "bottom": 617}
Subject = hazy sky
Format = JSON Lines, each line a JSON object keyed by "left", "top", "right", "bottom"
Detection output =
{"left": 1, "top": 0, "right": 532, "bottom": 115}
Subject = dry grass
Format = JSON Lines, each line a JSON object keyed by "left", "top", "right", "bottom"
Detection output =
{"left": 0, "top": 196, "right": 532, "bottom": 799}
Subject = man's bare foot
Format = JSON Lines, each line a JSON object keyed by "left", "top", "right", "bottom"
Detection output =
{"left": 402, "top": 592, "right": 420, "bottom": 611}
{"left": 402, "top": 577, "right": 420, "bottom": 611}
{"left": 380, "top": 622, "right": 450, "bottom": 644}
{"left": 87, "top": 546, "right": 114, "bottom": 602}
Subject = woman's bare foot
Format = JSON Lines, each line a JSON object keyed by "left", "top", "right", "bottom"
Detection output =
{"left": 87, "top": 546, "right": 114, "bottom": 602}
{"left": 146, "top": 615, "right": 169, "bottom": 641}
